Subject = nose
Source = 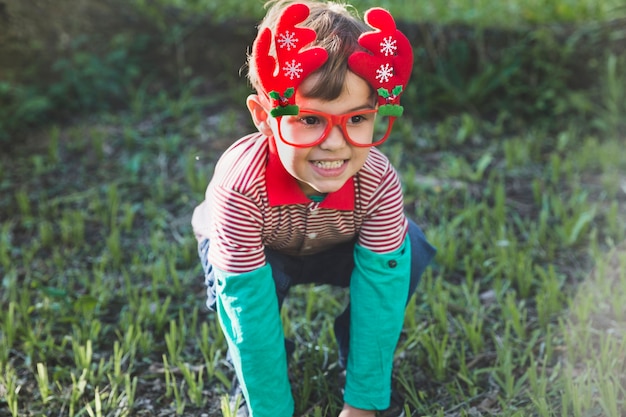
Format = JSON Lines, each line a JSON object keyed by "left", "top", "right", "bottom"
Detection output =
{"left": 319, "top": 124, "right": 348, "bottom": 150}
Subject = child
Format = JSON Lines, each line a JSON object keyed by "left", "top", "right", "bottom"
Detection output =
{"left": 191, "top": 1, "right": 436, "bottom": 416}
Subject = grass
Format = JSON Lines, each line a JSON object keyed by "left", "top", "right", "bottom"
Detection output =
{"left": 350, "top": 0, "right": 626, "bottom": 26}
{"left": 1, "top": 5, "right": 626, "bottom": 413}
{"left": 1, "top": 80, "right": 625, "bottom": 416}
{"left": 161, "top": 0, "right": 626, "bottom": 26}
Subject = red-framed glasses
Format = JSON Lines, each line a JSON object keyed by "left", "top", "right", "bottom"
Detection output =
{"left": 275, "top": 108, "right": 396, "bottom": 148}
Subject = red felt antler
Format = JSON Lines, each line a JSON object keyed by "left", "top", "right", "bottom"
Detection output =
{"left": 348, "top": 8, "right": 413, "bottom": 117}
{"left": 253, "top": 3, "right": 328, "bottom": 117}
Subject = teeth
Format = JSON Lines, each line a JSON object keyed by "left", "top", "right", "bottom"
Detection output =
{"left": 313, "top": 160, "right": 344, "bottom": 169}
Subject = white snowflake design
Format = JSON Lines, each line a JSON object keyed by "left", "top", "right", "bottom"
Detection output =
{"left": 375, "top": 63, "right": 394, "bottom": 83}
{"left": 380, "top": 36, "right": 397, "bottom": 56}
{"left": 277, "top": 31, "right": 298, "bottom": 51}
{"left": 283, "top": 59, "right": 304, "bottom": 80}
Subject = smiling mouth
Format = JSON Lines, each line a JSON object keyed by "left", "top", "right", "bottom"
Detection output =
{"left": 311, "top": 160, "right": 346, "bottom": 169}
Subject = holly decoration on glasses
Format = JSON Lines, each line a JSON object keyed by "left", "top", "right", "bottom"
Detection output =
{"left": 348, "top": 8, "right": 414, "bottom": 117}
{"left": 253, "top": 3, "right": 329, "bottom": 117}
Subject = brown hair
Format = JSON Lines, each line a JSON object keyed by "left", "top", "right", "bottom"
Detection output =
{"left": 247, "top": 0, "right": 370, "bottom": 101}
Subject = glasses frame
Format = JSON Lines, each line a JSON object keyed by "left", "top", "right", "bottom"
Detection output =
{"left": 274, "top": 108, "right": 396, "bottom": 148}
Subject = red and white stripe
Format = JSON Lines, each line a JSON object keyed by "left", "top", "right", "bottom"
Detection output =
{"left": 193, "top": 133, "right": 408, "bottom": 274}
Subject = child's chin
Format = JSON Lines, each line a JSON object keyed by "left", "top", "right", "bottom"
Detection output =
{"left": 310, "top": 180, "right": 346, "bottom": 194}
{"left": 298, "top": 176, "right": 348, "bottom": 196}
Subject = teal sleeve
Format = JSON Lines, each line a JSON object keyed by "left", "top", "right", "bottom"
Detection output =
{"left": 214, "top": 264, "right": 294, "bottom": 417}
{"left": 343, "top": 237, "right": 411, "bottom": 410}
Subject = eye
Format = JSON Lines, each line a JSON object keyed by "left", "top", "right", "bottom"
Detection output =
{"left": 301, "top": 115, "right": 321, "bottom": 126}
{"left": 348, "top": 114, "right": 371, "bottom": 125}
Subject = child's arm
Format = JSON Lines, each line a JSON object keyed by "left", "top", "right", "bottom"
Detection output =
{"left": 214, "top": 263, "right": 294, "bottom": 417}
{"left": 343, "top": 236, "right": 412, "bottom": 410}
{"left": 206, "top": 179, "right": 294, "bottom": 417}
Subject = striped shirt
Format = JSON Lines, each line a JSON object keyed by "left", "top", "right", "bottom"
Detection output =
{"left": 192, "top": 132, "right": 408, "bottom": 274}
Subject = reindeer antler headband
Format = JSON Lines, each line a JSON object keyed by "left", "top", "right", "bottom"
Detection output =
{"left": 348, "top": 7, "right": 413, "bottom": 117}
{"left": 253, "top": 3, "right": 413, "bottom": 118}
{"left": 253, "top": 3, "right": 328, "bottom": 117}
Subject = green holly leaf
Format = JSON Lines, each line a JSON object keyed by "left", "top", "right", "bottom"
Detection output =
{"left": 269, "top": 91, "right": 281, "bottom": 100}
{"left": 270, "top": 105, "right": 299, "bottom": 117}
{"left": 378, "top": 88, "right": 391, "bottom": 98}
{"left": 378, "top": 104, "right": 404, "bottom": 117}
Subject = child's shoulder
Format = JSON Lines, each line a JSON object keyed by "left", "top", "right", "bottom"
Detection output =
{"left": 361, "top": 147, "right": 396, "bottom": 179}
{"left": 217, "top": 133, "right": 267, "bottom": 167}
{"left": 221, "top": 132, "right": 267, "bottom": 160}
{"left": 212, "top": 133, "right": 269, "bottom": 188}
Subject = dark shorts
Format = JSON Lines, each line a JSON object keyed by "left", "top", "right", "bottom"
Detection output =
{"left": 198, "top": 218, "right": 435, "bottom": 364}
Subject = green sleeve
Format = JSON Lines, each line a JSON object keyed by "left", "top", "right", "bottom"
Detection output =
{"left": 343, "top": 237, "right": 411, "bottom": 410}
{"left": 214, "top": 264, "right": 294, "bottom": 417}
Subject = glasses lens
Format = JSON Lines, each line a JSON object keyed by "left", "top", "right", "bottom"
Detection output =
{"left": 278, "top": 110, "right": 393, "bottom": 147}
{"left": 344, "top": 112, "right": 392, "bottom": 146}
{"left": 279, "top": 112, "right": 328, "bottom": 147}
{"left": 371, "top": 113, "right": 393, "bottom": 145}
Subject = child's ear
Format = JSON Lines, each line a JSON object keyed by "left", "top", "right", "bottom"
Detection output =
{"left": 246, "top": 94, "right": 273, "bottom": 136}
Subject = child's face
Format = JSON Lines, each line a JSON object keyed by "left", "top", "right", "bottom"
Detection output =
{"left": 270, "top": 72, "right": 374, "bottom": 196}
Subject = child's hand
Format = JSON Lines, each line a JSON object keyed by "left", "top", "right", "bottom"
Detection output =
{"left": 338, "top": 403, "right": 376, "bottom": 417}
